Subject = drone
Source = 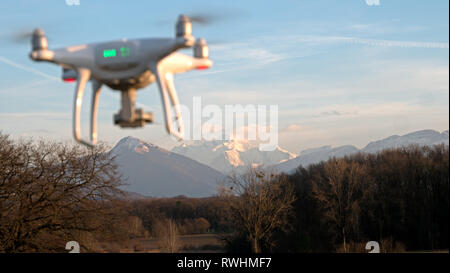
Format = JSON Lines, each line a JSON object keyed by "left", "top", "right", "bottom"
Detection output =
{"left": 29, "top": 15, "right": 212, "bottom": 147}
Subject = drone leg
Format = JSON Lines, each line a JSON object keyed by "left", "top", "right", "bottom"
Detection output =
{"left": 90, "top": 80, "right": 102, "bottom": 145}
{"left": 73, "top": 68, "right": 92, "bottom": 147}
{"left": 164, "top": 73, "right": 184, "bottom": 136}
{"left": 151, "top": 64, "right": 184, "bottom": 140}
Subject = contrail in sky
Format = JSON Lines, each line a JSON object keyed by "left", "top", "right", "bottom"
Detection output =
{"left": 0, "top": 55, "right": 60, "bottom": 80}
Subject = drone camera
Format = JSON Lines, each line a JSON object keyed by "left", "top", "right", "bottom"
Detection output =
{"left": 114, "top": 109, "right": 154, "bottom": 128}
{"left": 114, "top": 89, "right": 154, "bottom": 128}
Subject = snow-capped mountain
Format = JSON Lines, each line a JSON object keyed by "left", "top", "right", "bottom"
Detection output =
{"left": 274, "top": 129, "right": 449, "bottom": 174}
{"left": 362, "top": 129, "right": 449, "bottom": 153}
{"left": 110, "top": 137, "right": 225, "bottom": 197}
{"left": 274, "top": 145, "right": 360, "bottom": 174}
{"left": 171, "top": 139, "right": 296, "bottom": 174}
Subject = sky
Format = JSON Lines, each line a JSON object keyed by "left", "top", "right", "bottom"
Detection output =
{"left": 0, "top": 0, "right": 448, "bottom": 153}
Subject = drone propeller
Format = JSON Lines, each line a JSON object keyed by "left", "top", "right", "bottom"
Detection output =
{"left": 6, "top": 21, "right": 62, "bottom": 45}
{"left": 11, "top": 30, "right": 35, "bottom": 43}
{"left": 155, "top": 10, "right": 239, "bottom": 27}
{"left": 7, "top": 28, "right": 53, "bottom": 46}
{"left": 186, "top": 13, "right": 219, "bottom": 26}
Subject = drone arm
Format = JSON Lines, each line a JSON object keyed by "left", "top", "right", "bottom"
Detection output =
{"left": 150, "top": 64, "right": 184, "bottom": 140}
{"left": 73, "top": 68, "right": 94, "bottom": 147}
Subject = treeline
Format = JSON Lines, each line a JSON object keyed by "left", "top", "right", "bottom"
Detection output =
{"left": 240, "top": 144, "right": 449, "bottom": 252}
{"left": 129, "top": 144, "right": 448, "bottom": 253}
{"left": 130, "top": 196, "right": 233, "bottom": 235}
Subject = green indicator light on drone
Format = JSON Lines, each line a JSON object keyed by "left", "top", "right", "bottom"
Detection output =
{"left": 103, "top": 49, "right": 116, "bottom": 58}
{"left": 120, "top": 47, "right": 130, "bottom": 57}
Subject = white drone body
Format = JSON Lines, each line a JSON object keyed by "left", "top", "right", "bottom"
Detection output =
{"left": 29, "top": 15, "right": 212, "bottom": 147}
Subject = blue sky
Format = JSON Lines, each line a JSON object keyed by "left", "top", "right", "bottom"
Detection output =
{"left": 0, "top": 0, "right": 448, "bottom": 153}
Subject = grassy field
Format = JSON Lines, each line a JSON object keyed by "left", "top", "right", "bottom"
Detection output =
{"left": 406, "top": 250, "right": 449, "bottom": 253}
{"left": 98, "top": 234, "right": 225, "bottom": 253}
{"left": 95, "top": 236, "right": 448, "bottom": 253}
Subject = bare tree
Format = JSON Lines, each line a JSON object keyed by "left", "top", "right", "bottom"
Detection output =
{"left": 224, "top": 168, "right": 296, "bottom": 253}
{"left": 153, "top": 218, "right": 180, "bottom": 253}
{"left": 0, "top": 133, "right": 125, "bottom": 252}
{"left": 312, "top": 158, "right": 374, "bottom": 252}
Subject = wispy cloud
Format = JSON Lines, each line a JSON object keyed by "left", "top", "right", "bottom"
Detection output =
{"left": 210, "top": 42, "right": 288, "bottom": 67}
{"left": 178, "top": 34, "right": 448, "bottom": 81}
{"left": 0, "top": 78, "right": 54, "bottom": 93}
{"left": 281, "top": 101, "right": 448, "bottom": 123}
{"left": 282, "top": 35, "right": 449, "bottom": 49}
{"left": 0, "top": 112, "right": 70, "bottom": 119}
{"left": 315, "top": 110, "right": 356, "bottom": 118}
{"left": 280, "top": 124, "right": 302, "bottom": 133}
{"left": 0, "top": 56, "right": 60, "bottom": 80}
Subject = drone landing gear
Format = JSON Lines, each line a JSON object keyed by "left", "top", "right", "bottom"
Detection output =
{"left": 114, "top": 88, "right": 153, "bottom": 128}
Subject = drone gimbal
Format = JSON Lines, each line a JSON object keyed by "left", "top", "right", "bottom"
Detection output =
{"left": 29, "top": 14, "right": 212, "bottom": 147}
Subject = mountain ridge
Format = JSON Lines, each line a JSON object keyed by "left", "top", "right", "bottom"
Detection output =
{"left": 171, "top": 139, "right": 296, "bottom": 174}
{"left": 274, "top": 129, "right": 449, "bottom": 174}
{"left": 111, "top": 136, "right": 225, "bottom": 198}
{"left": 110, "top": 129, "right": 448, "bottom": 197}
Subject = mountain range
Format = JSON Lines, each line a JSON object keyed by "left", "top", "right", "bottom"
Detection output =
{"left": 111, "top": 129, "right": 448, "bottom": 197}
{"left": 273, "top": 129, "right": 449, "bottom": 173}
{"left": 171, "top": 129, "right": 448, "bottom": 175}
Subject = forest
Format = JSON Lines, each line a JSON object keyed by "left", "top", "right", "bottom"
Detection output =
{"left": 0, "top": 132, "right": 448, "bottom": 253}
